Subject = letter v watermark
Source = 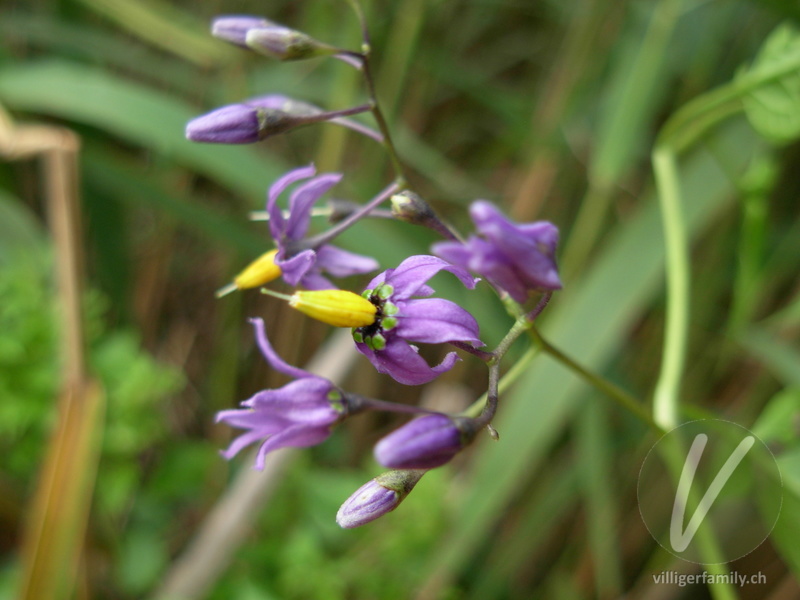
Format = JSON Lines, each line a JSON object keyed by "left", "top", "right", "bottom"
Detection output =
{"left": 670, "top": 433, "right": 755, "bottom": 552}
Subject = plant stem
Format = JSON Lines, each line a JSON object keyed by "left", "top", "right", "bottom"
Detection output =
{"left": 651, "top": 147, "right": 687, "bottom": 431}
{"left": 345, "top": 0, "right": 406, "bottom": 183}
{"left": 529, "top": 327, "right": 664, "bottom": 434}
{"left": 301, "top": 180, "right": 402, "bottom": 250}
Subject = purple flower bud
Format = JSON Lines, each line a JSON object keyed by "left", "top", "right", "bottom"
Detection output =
{"left": 374, "top": 413, "right": 479, "bottom": 470}
{"left": 336, "top": 470, "right": 425, "bottom": 528}
{"left": 211, "top": 15, "right": 274, "bottom": 47}
{"left": 185, "top": 103, "right": 297, "bottom": 144}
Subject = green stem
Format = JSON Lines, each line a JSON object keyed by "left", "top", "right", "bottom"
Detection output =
{"left": 463, "top": 344, "right": 540, "bottom": 419}
{"left": 529, "top": 327, "right": 663, "bottom": 434}
{"left": 345, "top": 0, "right": 406, "bottom": 183}
{"left": 652, "top": 147, "right": 687, "bottom": 431}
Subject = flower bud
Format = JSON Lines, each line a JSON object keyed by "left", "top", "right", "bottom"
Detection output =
{"left": 374, "top": 414, "right": 478, "bottom": 470}
{"left": 245, "top": 26, "right": 337, "bottom": 61}
{"left": 185, "top": 103, "right": 301, "bottom": 144}
{"left": 288, "top": 289, "right": 377, "bottom": 327}
{"left": 336, "top": 470, "right": 425, "bottom": 528}
{"left": 390, "top": 191, "right": 436, "bottom": 225}
{"left": 211, "top": 15, "right": 274, "bottom": 47}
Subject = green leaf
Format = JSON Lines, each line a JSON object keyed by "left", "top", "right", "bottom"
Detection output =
{"left": 0, "top": 60, "right": 285, "bottom": 201}
{"left": 741, "top": 327, "right": 800, "bottom": 387}
{"left": 752, "top": 388, "right": 800, "bottom": 446}
{"left": 741, "top": 24, "right": 800, "bottom": 144}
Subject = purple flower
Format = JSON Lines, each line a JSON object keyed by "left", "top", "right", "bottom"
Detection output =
{"left": 352, "top": 255, "right": 482, "bottom": 385}
{"left": 267, "top": 164, "right": 378, "bottom": 289}
{"left": 336, "top": 470, "right": 426, "bottom": 528}
{"left": 216, "top": 318, "right": 349, "bottom": 470}
{"left": 432, "top": 201, "right": 561, "bottom": 303}
{"left": 374, "top": 414, "right": 478, "bottom": 469}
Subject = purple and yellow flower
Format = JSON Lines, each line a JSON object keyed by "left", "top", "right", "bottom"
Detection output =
{"left": 373, "top": 413, "right": 478, "bottom": 470}
{"left": 216, "top": 318, "right": 351, "bottom": 470}
{"left": 432, "top": 201, "right": 561, "bottom": 303}
{"left": 336, "top": 470, "right": 426, "bottom": 528}
{"left": 267, "top": 164, "right": 379, "bottom": 289}
{"left": 352, "top": 255, "right": 482, "bottom": 385}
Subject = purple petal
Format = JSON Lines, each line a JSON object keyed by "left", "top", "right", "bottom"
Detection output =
{"left": 315, "top": 244, "right": 379, "bottom": 277}
{"left": 436, "top": 237, "right": 530, "bottom": 302}
{"left": 356, "top": 338, "right": 461, "bottom": 385}
{"left": 219, "top": 429, "right": 266, "bottom": 460}
{"left": 298, "top": 270, "right": 336, "bottom": 290}
{"left": 215, "top": 407, "right": 288, "bottom": 432}
{"left": 470, "top": 202, "right": 562, "bottom": 289}
{"left": 250, "top": 317, "right": 312, "bottom": 379}
{"left": 384, "top": 255, "right": 478, "bottom": 299}
{"left": 242, "top": 380, "right": 339, "bottom": 425}
{"left": 285, "top": 173, "right": 342, "bottom": 240}
{"left": 267, "top": 164, "right": 316, "bottom": 240}
{"left": 395, "top": 298, "right": 482, "bottom": 346}
{"left": 253, "top": 425, "right": 332, "bottom": 469}
{"left": 276, "top": 249, "right": 316, "bottom": 286}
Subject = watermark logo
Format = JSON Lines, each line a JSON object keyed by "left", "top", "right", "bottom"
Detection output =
{"left": 638, "top": 420, "right": 782, "bottom": 563}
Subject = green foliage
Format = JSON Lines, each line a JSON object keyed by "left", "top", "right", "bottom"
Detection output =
{"left": 742, "top": 24, "right": 800, "bottom": 144}
{"left": 1, "top": 1, "right": 800, "bottom": 599}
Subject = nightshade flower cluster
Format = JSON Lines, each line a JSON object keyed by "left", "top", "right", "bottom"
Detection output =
{"left": 188, "top": 10, "right": 563, "bottom": 528}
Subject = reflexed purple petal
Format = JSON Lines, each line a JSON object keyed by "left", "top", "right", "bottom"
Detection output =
{"left": 215, "top": 407, "right": 288, "bottom": 432}
{"left": 315, "top": 245, "right": 379, "bottom": 277}
{"left": 285, "top": 173, "right": 342, "bottom": 240}
{"left": 253, "top": 425, "right": 332, "bottom": 469}
{"left": 374, "top": 414, "right": 463, "bottom": 469}
{"left": 336, "top": 480, "right": 399, "bottom": 528}
{"left": 250, "top": 317, "right": 312, "bottom": 379}
{"left": 267, "top": 164, "right": 316, "bottom": 239}
{"left": 433, "top": 202, "right": 562, "bottom": 302}
{"left": 298, "top": 270, "right": 335, "bottom": 290}
{"left": 470, "top": 202, "right": 561, "bottom": 291}
{"left": 219, "top": 429, "right": 266, "bottom": 460}
{"left": 356, "top": 338, "right": 461, "bottom": 385}
{"left": 242, "top": 382, "right": 339, "bottom": 425}
{"left": 437, "top": 237, "right": 530, "bottom": 302}
{"left": 385, "top": 255, "right": 478, "bottom": 299}
{"left": 395, "top": 298, "right": 482, "bottom": 346}
{"left": 276, "top": 249, "right": 316, "bottom": 286}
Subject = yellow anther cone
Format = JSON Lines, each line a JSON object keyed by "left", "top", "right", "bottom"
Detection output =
{"left": 288, "top": 290, "right": 377, "bottom": 327}
{"left": 233, "top": 249, "right": 282, "bottom": 289}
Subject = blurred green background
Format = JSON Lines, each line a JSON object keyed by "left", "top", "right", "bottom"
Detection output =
{"left": 1, "top": 0, "right": 799, "bottom": 598}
